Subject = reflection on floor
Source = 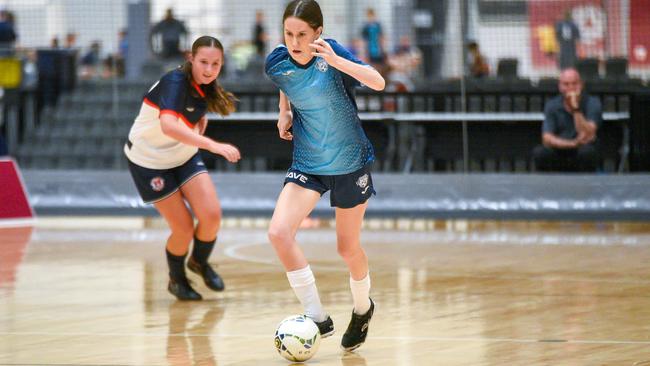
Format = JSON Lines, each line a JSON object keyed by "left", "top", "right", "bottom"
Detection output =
{"left": 1, "top": 223, "right": 650, "bottom": 365}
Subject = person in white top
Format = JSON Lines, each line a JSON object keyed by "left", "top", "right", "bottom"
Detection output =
{"left": 124, "top": 35, "right": 241, "bottom": 300}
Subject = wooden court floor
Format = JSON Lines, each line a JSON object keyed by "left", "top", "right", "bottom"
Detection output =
{"left": 2, "top": 221, "right": 650, "bottom": 365}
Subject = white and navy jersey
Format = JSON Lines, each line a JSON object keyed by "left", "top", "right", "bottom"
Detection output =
{"left": 264, "top": 39, "right": 375, "bottom": 175}
{"left": 124, "top": 68, "right": 208, "bottom": 169}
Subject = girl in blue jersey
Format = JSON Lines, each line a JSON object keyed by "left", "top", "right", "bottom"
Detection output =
{"left": 125, "top": 36, "right": 241, "bottom": 301}
{"left": 265, "top": 0, "right": 385, "bottom": 352}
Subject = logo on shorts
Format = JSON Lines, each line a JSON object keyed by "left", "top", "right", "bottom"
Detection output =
{"left": 150, "top": 176, "right": 165, "bottom": 192}
{"left": 286, "top": 171, "right": 308, "bottom": 183}
{"left": 356, "top": 174, "right": 370, "bottom": 194}
{"left": 316, "top": 58, "right": 328, "bottom": 72}
{"left": 356, "top": 174, "right": 368, "bottom": 189}
{"left": 357, "top": 174, "right": 370, "bottom": 194}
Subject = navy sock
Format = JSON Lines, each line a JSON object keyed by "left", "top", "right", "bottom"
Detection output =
{"left": 192, "top": 236, "right": 216, "bottom": 265}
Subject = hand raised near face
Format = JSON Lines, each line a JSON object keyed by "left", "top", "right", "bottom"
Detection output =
{"left": 309, "top": 38, "right": 340, "bottom": 67}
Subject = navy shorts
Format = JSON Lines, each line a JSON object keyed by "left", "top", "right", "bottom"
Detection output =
{"left": 127, "top": 153, "right": 208, "bottom": 204}
{"left": 284, "top": 164, "right": 376, "bottom": 209}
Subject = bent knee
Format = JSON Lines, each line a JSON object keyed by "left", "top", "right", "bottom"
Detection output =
{"left": 170, "top": 219, "right": 195, "bottom": 242}
{"left": 196, "top": 206, "right": 222, "bottom": 225}
{"left": 268, "top": 225, "right": 294, "bottom": 246}
{"left": 337, "top": 242, "right": 362, "bottom": 259}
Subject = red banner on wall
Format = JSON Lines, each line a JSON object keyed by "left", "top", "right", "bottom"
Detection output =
{"left": 528, "top": 0, "right": 608, "bottom": 69}
{"left": 630, "top": 0, "right": 650, "bottom": 66}
{"left": 0, "top": 158, "right": 34, "bottom": 225}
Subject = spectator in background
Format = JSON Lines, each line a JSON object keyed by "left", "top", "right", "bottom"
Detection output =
{"left": 64, "top": 32, "right": 77, "bottom": 49}
{"left": 361, "top": 8, "right": 387, "bottom": 75}
{"left": 252, "top": 10, "right": 268, "bottom": 56}
{"left": 467, "top": 41, "right": 489, "bottom": 78}
{"left": 118, "top": 29, "right": 128, "bottom": 60}
{"left": 80, "top": 41, "right": 101, "bottom": 79}
{"left": 347, "top": 37, "right": 366, "bottom": 63}
{"left": 103, "top": 29, "right": 128, "bottom": 78}
{"left": 150, "top": 8, "right": 188, "bottom": 60}
{"left": 63, "top": 32, "right": 79, "bottom": 66}
{"left": 116, "top": 29, "right": 128, "bottom": 77}
{"left": 387, "top": 35, "right": 421, "bottom": 92}
{"left": 0, "top": 9, "right": 17, "bottom": 55}
{"left": 532, "top": 68, "right": 601, "bottom": 172}
{"left": 555, "top": 11, "right": 580, "bottom": 70}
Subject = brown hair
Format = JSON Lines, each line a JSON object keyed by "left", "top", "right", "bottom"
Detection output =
{"left": 181, "top": 35, "right": 236, "bottom": 116}
{"left": 283, "top": 0, "right": 323, "bottom": 30}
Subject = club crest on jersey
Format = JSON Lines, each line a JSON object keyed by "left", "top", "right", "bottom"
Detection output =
{"left": 316, "top": 58, "right": 328, "bottom": 72}
{"left": 150, "top": 176, "right": 165, "bottom": 192}
{"left": 356, "top": 174, "right": 369, "bottom": 188}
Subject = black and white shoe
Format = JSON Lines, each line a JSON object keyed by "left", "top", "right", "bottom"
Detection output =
{"left": 341, "top": 299, "right": 375, "bottom": 351}
{"left": 313, "top": 315, "right": 335, "bottom": 338}
{"left": 168, "top": 278, "right": 202, "bottom": 301}
{"left": 187, "top": 257, "right": 225, "bottom": 291}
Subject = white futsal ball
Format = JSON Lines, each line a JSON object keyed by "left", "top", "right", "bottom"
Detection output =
{"left": 274, "top": 314, "right": 321, "bottom": 362}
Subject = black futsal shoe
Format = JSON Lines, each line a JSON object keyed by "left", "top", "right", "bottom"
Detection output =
{"left": 187, "top": 257, "right": 225, "bottom": 291}
{"left": 168, "top": 278, "right": 202, "bottom": 301}
{"left": 341, "top": 299, "right": 375, "bottom": 351}
{"left": 313, "top": 315, "right": 335, "bottom": 338}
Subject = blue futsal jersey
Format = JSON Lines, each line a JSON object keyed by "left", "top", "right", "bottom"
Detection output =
{"left": 264, "top": 39, "right": 375, "bottom": 175}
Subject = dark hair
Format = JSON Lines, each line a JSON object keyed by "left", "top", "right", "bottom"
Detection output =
{"left": 283, "top": 0, "right": 323, "bottom": 30}
{"left": 181, "top": 35, "right": 236, "bottom": 116}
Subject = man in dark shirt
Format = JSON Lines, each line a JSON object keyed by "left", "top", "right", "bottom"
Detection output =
{"left": 555, "top": 12, "right": 580, "bottom": 70}
{"left": 532, "top": 68, "right": 602, "bottom": 172}
{"left": 150, "top": 8, "right": 188, "bottom": 60}
{"left": 0, "top": 10, "right": 17, "bottom": 55}
{"left": 252, "top": 10, "right": 267, "bottom": 56}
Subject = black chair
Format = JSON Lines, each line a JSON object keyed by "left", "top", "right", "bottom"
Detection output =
{"left": 496, "top": 58, "right": 518, "bottom": 79}
{"left": 576, "top": 58, "right": 600, "bottom": 80}
{"left": 605, "top": 57, "right": 628, "bottom": 78}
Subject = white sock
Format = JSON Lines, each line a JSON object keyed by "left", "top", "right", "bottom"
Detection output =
{"left": 286, "top": 266, "right": 327, "bottom": 322}
{"left": 350, "top": 273, "right": 371, "bottom": 315}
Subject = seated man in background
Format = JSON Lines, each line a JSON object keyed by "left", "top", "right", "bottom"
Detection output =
{"left": 532, "top": 68, "right": 601, "bottom": 172}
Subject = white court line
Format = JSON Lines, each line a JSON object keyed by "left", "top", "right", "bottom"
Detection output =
{"left": 223, "top": 241, "right": 357, "bottom": 272}
{"left": 0, "top": 218, "right": 35, "bottom": 227}
{"left": 222, "top": 241, "right": 650, "bottom": 285}
{"left": 223, "top": 242, "right": 276, "bottom": 265}
{"left": 1, "top": 331, "right": 649, "bottom": 345}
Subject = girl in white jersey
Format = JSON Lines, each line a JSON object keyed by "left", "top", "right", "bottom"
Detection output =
{"left": 124, "top": 36, "right": 241, "bottom": 301}
{"left": 264, "top": 0, "right": 385, "bottom": 352}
